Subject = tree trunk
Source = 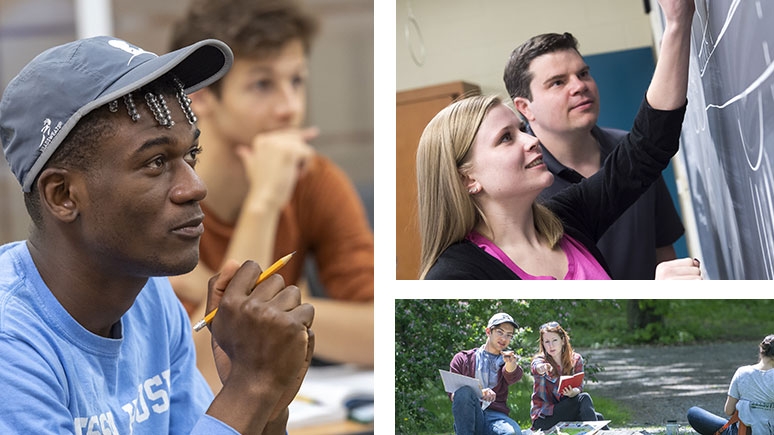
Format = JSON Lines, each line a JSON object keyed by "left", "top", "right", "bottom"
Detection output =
{"left": 627, "top": 300, "right": 664, "bottom": 330}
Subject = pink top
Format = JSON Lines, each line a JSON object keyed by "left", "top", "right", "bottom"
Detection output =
{"left": 466, "top": 231, "right": 610, "bottom": 280}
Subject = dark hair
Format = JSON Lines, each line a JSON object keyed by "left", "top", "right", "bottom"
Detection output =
{"left": 503, "top": 32, "right": 581, "bottom": 101}
{"left": 760, "top": 334, "right": 774, "bottom": 359}
{"left": 169, "top": 0, "right": 319, "bottom": 94}
{"left": 535, "top": 322, "right": 575, "bottom": 375}
{"left": 24, "top": 76, "right": 182, "bottom": 228}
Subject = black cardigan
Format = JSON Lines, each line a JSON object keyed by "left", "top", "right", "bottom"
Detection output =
{"left": 425, "top": 99, "right": 687, "bottom": 280}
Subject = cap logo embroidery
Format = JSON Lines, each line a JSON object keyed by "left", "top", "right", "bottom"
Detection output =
{"left": 39, "top": 118, "right": 62, "bottom": 152}
{"left": 108, "top": 39, "right": 157, "bottom": 65}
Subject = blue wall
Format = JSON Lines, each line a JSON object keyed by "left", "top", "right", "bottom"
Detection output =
{"left": 585, "top": 47, "right": 688, "bottom": 258}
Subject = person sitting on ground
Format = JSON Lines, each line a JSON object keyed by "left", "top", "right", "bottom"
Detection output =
{"left": 0, "top": 35, "right": 313, "bottom": 434}
{"left": 687, "top": 334, "right": 774, "bottom": 435}
{"left": 530, "top": 321, "right": 605, "bottom": 431}
{"left": 449, "top": 313, "right": 524, "bottom": 435}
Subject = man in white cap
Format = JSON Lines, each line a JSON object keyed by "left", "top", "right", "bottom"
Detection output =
{"left": 0, "top": 36, "right": 313, "bottom": 434}
{"left": 449, "top": 312, "right": 524, "bottom": 435}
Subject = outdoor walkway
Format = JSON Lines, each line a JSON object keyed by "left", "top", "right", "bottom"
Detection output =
{"left": 580, "top": 340, "right": 760, "bottom": 431}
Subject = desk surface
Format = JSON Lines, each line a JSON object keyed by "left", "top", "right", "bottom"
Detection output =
{"left": 289, "top": 419, "right": 373, "bottom": 435}
{"left": 288, "top": 364, "right": 374, "bottom": 434}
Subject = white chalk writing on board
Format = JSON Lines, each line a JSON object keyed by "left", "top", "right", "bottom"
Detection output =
{"left": 678, "top": 0, "right": 774, "bottom": 279}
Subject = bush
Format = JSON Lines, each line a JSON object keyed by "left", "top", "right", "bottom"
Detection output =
{"left": 395, "top": 299, "right": 774, "bottom": 433}
{"left": 395, "top": 299, "right": 613, "bottom": 433}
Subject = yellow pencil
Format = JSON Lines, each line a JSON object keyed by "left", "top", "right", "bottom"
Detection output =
{"left": 193, "top": 251, "right": 296, "bottom": 332}
{"left": 293, "top": 394, "right": 322, "bottom": 405}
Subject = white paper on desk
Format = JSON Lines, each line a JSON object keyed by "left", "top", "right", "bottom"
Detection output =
{"left": 287, "top": 400, "right": 345, "bottom": 430}
{"left": 288, "top": 364, "right": 374, "bottom": 430}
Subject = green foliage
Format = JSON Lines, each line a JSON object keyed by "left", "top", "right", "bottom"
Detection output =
{"left": 572, "top": 300, "right": 774, "bottom": 346}
{"left": 395, "top": 299, "right": 774, "bottom": 434}
{"left": 395, "top": 299, "right": 523, "bottom": 431}
{"left": 395, "top": 299, "right": 616, "bottom": 433}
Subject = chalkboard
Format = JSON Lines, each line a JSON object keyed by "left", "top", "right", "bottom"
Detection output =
{"left": 675, "top": 0, "right": 774, "bottom": 279}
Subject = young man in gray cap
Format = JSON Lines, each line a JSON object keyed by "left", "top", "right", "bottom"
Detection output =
{"left": 0, "top": 36, "right": 313, "bottom": 434}
{"left": 449, "top": 312, "right": 524, "bottom": 435}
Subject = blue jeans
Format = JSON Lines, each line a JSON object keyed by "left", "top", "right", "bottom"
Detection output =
{"left": 687, "top": 406, "right": 738, "bottom": 435}
{"left": 452, "top": 386, "right": 522, "bottom": 435}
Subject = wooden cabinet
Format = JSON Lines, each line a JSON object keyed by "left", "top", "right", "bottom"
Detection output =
{"left": 395, "top": 81, "right": 480, "bottom": 279}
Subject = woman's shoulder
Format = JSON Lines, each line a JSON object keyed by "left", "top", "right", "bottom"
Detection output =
{"left": 734, "top": 364, "right": 758, "bottom": 373}
{"left": 730, "top": 365, "right": 769, "bottom": 385}
{"left": 425, "top": 240, "right": 518, "bottom": 280}
{"left": 736, "top": 364, "right": 774, "bottom": 376}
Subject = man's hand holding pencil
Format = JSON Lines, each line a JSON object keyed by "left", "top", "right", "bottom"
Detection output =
{"left": 203, "top": 256, "right": 315, "bottom": 433}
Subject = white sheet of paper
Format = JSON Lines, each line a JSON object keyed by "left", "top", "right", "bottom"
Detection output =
{"left": 288, "top": 364, "right": 374, "bottom": 429}
{"left": 439, "top": 369, "right": 483, "bottom": 397}
{"left": 439, "top": 370, "right": 493, "bottom": 410}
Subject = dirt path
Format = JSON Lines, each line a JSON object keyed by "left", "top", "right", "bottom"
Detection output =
{"left": 578, "top": 340, "right": 760, "bottom": 429}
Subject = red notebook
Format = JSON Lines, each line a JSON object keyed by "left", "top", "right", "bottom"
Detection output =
{"left": 558, "top": 372, "right": 584, "bottom": 396}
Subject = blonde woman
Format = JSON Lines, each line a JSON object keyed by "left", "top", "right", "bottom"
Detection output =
{"left": 415, "top": 0, "right": 696, "bottom": 280}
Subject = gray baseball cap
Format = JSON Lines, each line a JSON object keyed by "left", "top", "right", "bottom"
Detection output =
{"left": 487, "top": 313, "right": 517, "bottom": 329}
{"left": 0, "top": 35, "right": 233, "bottom": 192}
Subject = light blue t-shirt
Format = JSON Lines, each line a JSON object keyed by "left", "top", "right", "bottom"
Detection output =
{"left": 729, "top": 364, "right": 774, "bottom": 435}
{"left": 475, "top": 347, "right": 502, "bottom": 390}
{"left": 0, "top": 241, "right": 238, "bottom": 434}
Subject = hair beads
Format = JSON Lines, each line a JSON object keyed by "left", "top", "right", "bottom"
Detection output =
{"left": 173, "top": 77, "right": 198, "bottom": 125}
{"left": 113, "top": 76, "right": 197, "bottom": 127}
{"left": 145, "top": 92, "right": 174, "bottom": 128}
{"left": 123, "top": 93, "right": 141, "bottom": 122}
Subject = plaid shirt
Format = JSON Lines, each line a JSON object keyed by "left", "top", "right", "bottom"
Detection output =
{"left": 530, "top": 352, "right": 584, "bottom": 423}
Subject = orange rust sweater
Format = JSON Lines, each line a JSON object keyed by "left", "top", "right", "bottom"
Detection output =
{"left": 193, "top": 155, "right": 374, "bottom": 314}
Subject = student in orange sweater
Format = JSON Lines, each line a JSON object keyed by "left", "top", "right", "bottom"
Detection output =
{"left": 168, "top": 0, "right": 374, "bottom": 392}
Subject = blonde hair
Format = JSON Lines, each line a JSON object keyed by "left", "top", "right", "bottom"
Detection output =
{"left": 415, "top": 95, "right": 563, "bottom": 278}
